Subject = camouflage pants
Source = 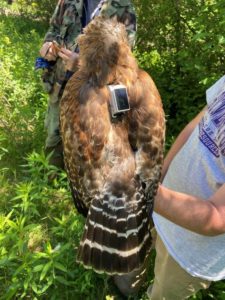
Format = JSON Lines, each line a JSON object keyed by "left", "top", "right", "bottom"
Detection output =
{"left": 44, "top": 90, "right": 62, "bottom": 148}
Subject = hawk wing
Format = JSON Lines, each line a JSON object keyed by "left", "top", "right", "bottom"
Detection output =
{"left": 128, "top": 70, "right": 165, "bottom": 213}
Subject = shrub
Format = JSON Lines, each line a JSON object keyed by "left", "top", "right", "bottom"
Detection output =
{"left": 134, "top": 0, "right": 225, "bottom": 137}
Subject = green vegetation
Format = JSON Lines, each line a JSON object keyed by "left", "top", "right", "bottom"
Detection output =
{"left": 0, "top": 0, "right": 225, "bottom": 299}
{"left": 134, "top": 0, "right": 225, "bottom": 140}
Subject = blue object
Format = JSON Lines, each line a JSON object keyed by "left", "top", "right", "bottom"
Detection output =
{"left": 35, "top": 57, "right": 56, "bottom": 70}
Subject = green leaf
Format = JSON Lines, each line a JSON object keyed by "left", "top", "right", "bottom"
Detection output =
{"left": 14, "top": 264, "right": 25, "bottom": 276}
{"left": 46, "top": 242, "right": 52, "bottom": 254}
{"left": 34, "top": 252, "right": 49, "bottom": 259}
{"left": 54, "top": 262, "right": 67, "bottom": 273}
{"left": 40, "top": 261, "right": 52, "bottom": 281}
{"left": 0, "top": 234, "right": 6, "bottom": 241}
{"left": 4, "top": 287, "right": 18, "bottom": 300}
{"left": 31, "top": 282, "right": 38, "bottom": 294}
{"left": 39, "top": 282, "right": 52, "bottom": 293}
{"left": 23, "top": 278, "right": 29, "bottom": 291}
{"left": 55, "top": 276, "right": 71, "bottom": 286}
{"left": 7, "top": 220, "right": 18, "bottom": 230}
{"left": 33, "top": 264, "right": 44, "bottom": 272}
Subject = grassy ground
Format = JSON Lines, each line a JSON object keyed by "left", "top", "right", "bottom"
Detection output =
{"left": 0, "top": 2, "right": 225, "bottom": 300}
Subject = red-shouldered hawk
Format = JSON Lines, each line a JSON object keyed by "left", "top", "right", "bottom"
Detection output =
{"left": 60, "top": 16, "right": 165, "bottom": 275}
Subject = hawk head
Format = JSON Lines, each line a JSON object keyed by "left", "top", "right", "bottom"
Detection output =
{"left": 77, "top": 16, "right": 137, "bottom": 86}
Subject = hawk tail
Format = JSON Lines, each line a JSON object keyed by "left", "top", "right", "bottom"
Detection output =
{"left": 76, "top": 190, "right": 152, "bottom": 275}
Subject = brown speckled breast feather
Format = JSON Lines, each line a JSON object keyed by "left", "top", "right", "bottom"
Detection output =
{"left": 60, "top": 17, "right": 165, "bottom": 275}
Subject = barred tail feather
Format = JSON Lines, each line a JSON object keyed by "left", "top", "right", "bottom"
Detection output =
{"left": 76, "top": 190, "right": 152, "bottom": 275}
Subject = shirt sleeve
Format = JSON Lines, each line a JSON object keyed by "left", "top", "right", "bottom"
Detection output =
{"left": 44, "top": 0, "right": 64, "bottom": 42}
{"left": 100, "top": 0, "right": 137, "bottom": 48}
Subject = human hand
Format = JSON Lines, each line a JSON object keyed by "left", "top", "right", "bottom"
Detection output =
{"left": 39, "top": 42, "right": 58, "bottom": 61}
{"left": 58, "top": 48, "right": 79, "bottom": 71}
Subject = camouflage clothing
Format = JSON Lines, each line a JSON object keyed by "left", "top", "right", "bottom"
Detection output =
{"left": 43, "top": 0, "right": 136, "bottom": 148}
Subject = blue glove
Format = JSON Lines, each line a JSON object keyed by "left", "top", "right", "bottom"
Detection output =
{"left": 35, "top": 57, "right": 56, "bottom": 70}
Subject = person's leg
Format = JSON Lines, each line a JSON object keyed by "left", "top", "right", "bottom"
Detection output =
{"left": 147, "top": 234, "right": 211, "bottom": 300}
{"left": 44, "top": 93, "right": 64, "bottom": 168}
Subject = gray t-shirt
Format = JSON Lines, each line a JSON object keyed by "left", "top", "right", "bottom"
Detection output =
{"left": 153, "top": 75, "right": 225, "bottom": 281}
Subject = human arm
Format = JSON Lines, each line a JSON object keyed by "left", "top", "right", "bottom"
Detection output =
{"left": 39, "top": 0, "right": 64, "bottom": 61}
{"left": 99, "top": 0, "right": 137, "bottom": 47}
{"left": 154, "top": 184, "right": 225, "bottom": 236}
{"left": 161, "top": 107, "right": 207, "bottom": 181}
{"left": 44, "top": 0, "right": 63, "bottom": 43}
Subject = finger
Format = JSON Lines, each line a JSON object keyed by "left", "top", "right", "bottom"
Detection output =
{"left": 52, "top": 42, "right": 61, "bottom": 53}
{"left": 49, "top": 46, "right": 58, "bottom": 57}
{"left": 46, "top": 52, "right": 56, "bottom": 60}
{"left": 40, "top": 42, "right": 52, "bottom": 57}
{"left": 58, "top": 51, "right": 69, "bottom": 61}
{"left": 59, "top": 48, "right": 72, "bottom": 55}
{"left": 45, "top": 53, "right": 57, "bottom": 61}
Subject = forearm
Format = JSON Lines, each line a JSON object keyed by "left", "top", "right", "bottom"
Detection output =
{"left": 44, "top": 1, "right": 62, "bottom": 42}
{"left": 154, "top": 185, "right": 225, "bottom": 236}
{"left": 161, "top": 127, "right": 192, "bottom": 181}
{"left": 161, "top": 107, "right": 207, "bottom": 181}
